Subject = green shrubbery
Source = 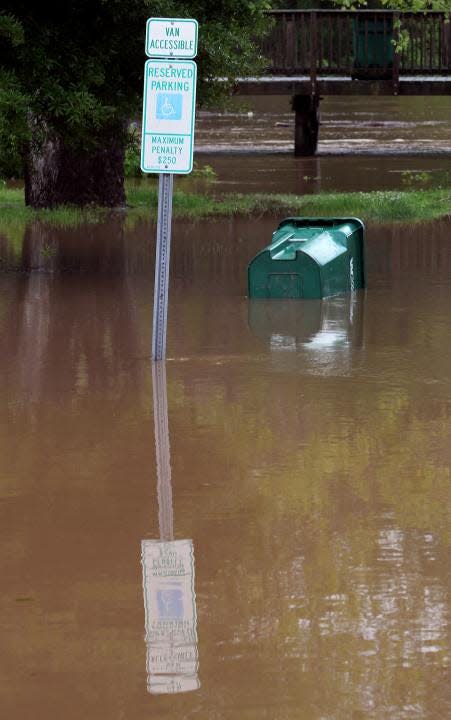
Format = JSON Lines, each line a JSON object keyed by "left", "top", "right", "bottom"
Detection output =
{"left": 0, "top": 71, "right": 27, "bottom": 179}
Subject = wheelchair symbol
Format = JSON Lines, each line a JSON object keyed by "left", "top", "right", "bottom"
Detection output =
{"left": 156, "top": 93, "right": 183, "bottom": 121}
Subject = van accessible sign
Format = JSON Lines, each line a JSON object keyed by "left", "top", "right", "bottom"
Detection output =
{"left": 146, "top": 18, "right": 198, "bottom": 59}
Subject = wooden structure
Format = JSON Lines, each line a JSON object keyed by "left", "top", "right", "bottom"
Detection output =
{"left": 235, "top": 10, "right": 451, "bottom": 155}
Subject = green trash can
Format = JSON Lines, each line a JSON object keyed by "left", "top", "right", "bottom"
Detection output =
{"left": 247, "top": 217, "right": 365, "bottom": 300}
{"left": 352, "top": 14, "right": 393, "bottom": 80}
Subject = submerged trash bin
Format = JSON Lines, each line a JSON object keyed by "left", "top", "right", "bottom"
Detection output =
{"left": 352, "top": 14, "right": 393, "bottom": 80}
{"left": 248, "top": 217, "right": 365, "bottom": 300}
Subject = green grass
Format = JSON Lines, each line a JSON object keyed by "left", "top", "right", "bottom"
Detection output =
{"left": 0, "top": 184, "right": 450, "bottom": 233}
{"left": 128, "top": 186, "right": 451, "bottom": 223}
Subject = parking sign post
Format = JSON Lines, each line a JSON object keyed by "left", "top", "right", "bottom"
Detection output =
{"left": 152, "top": 173, "right": 174, "bottom": 361}
{"left": 141, "top": 18, "right": 198, "bottom": 360}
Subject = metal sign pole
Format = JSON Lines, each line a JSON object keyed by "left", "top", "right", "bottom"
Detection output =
{"left": 152, "top": 360, "right": 174, "bottom": 541}
{"left": 152, "top": 173, "right": 174, "bottom": 361}
{"left": 143, "top": 18, "right": 198, "bottom": 359}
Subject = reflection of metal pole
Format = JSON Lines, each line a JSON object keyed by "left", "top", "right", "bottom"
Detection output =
{"left": 143, "top": 361, "right": 200, "bottom": 695}
{"left": 152, "top": 361, "right": 174, "bottom": 541}
{"left": 152, "top": 174, "right": 174, "bottom": 360}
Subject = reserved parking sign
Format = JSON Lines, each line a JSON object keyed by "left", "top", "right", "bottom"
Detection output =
{"left": 140, "top": 58, "right": 197, "bottom": 174}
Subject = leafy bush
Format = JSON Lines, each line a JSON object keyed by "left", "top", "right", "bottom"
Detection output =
{"left": 0, "top": 71, "right": 28, "bottom": 179}
{"left": 124, "top": 128, "right": 142, "bottom": 178}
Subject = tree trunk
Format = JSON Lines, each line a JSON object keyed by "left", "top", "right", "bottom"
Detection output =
{"left": 24, "top": 116, "right": 126, "bottom": 208}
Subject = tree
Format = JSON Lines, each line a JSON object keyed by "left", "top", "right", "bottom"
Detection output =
{"left": 0, "top": 1, "right": 271, "bottom": 207}
{"left": 330, "top": 1, "right": 449, "bottom": 54}
{"left": 331, "top": 1, "right": 449, "bottom": 11}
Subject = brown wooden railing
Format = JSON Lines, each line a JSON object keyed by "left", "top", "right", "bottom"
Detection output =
{"left": 262, "top": 10, "right": 451, "bottom": 77}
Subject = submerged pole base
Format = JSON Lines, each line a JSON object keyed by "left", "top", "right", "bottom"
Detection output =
{"left": 292, "top": 94, "right": 320, "bottom": 156}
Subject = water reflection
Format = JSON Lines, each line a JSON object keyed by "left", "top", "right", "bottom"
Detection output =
{"left": 142, "top": 539, "right": 199, "bottom": 694}
{"left": 248, "top": 292, "right": 365, "bottom": 374}
{"left": 1, "top": 217, "right": 451, "bottom": 717}
{"left": 8, "top": 271, "right": 145, "bottom": 411}
{"left": 141, "top": 362, "right": 199, "bottom": 694}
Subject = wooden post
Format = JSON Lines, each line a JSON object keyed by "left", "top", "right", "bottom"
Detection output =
{"left": 393, "top": 12, "right": 400, "bottom": 95}
{"left": 443, "top": 15, "right": 451, "bottom": 70}
{"left": 310, "top": 11, "right": 318, "bottom": 96}
{"left": 292, "top": 94, "right": 320, "bottom": 156}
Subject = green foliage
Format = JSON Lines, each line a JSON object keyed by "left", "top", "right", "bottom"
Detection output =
{"left": 39, "top": 243, "right": 57, "bottom": 259}
{"left": 0, "top": 13, "right": 24, "bottom": 46}
{"left": 393, "top": 20, "right": 411, "bottom": 53}
{"left": 401, "top": 170, "right": 432, "bottom": 187}
{"left": 0, "top": 1, "right": 273, "bottom": 178}
{"left": 271, "top": 1, "right": 338, "bottom": 7}
{"left": 124, "top": 129, "right": 142, "bottom": 179}
{"left": 331, "top": 0, "right": 449, "bottom": 11}
{"left": 330, "top": 0, "right": 449, "bottom": 53}
{"left": 0, "top": 71, "right": 28, "bottom": 177}
{"left": 192, "top": 162, "right": 216, "bottom": 179}
{"left": 192, "top": 1, "right": 273, "bottom": 107}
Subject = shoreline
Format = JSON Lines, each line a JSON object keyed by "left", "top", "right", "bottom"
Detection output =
{"left": 194, "top": 148, "right": 451, "bottom": 157}
{"left": 0, "top": 185, "right": 450, "bottom": 229}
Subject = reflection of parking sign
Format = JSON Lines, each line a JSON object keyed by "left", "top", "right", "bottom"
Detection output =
{"left": 157, "top": 588, "right": 184, "bottom": 618}
{"left": 156, "top": 93, "right": 183, "bottom": 121}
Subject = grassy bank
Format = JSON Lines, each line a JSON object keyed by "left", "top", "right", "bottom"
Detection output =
{"left": 128, "top": 185, "right": 451, "bottom": 224}
{"left": 0, "top": 183, "right": 451, "bottom": 229}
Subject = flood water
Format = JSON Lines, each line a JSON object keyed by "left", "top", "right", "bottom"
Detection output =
{"left": 1, "top": 216, "right": 451, "bottom": 718}
{"left": 195, "top": 96, "right": 451, "bottom": 194}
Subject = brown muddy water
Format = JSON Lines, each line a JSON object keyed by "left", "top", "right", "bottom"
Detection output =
{"left": 1, "top": 216, "right": 451, "bottom": 719}
{"left": 195, "top": 96, "right": 451, "bottom": 194}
